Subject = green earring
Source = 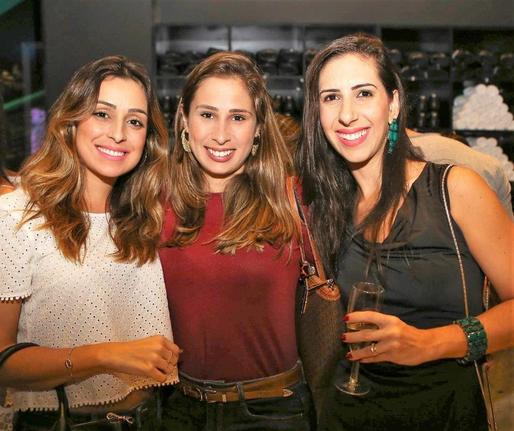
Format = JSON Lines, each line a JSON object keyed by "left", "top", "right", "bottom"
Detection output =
{"left": 387, "top": 119, "right": 399, "bottom": 154}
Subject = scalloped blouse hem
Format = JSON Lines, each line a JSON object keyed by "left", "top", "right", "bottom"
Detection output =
{"left": 0, "top": 292, "right": 31, "bottom": 301}
{"left": 8, "top": 377, "right": 179, "bottom": 412}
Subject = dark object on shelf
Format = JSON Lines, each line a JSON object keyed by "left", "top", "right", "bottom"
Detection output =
{"left": 478, "top": 50, "right": 497, "bottom": 67}
{"left": 453, "top": 63, "right": 480, "bottom": 82}
{"left": 278, "top": 49, "right": 301, "bottom": 76}
{"left": 401, "top": 65, "right": 427, "bottom": 81}
{"left": 163, "top": 111, "right": 173, "bottom": 129}
{"left": 260, "top": 61, "right": 278, "bottom": 75}
{"left": 426, "top": 66, "right": 449, "bottom": 80}
{"left": 159, "top": 50, "right": 205, "bottom": 75}
{"left": 256, "top": 49, "right": 279, "bottom": 64}
{"left": 416, "top": 111, "right": 427, "bottom": 129}
{"left": 160, "top": 95, "right": 173, "bottom": 113}
{"left": 499, "top": 53, "right": 514, "bottom": 69}
{"left": 182, "top": 62, "right": 197, "bottom": 75}
{"left": 256, "top": 49, "right": 279, "bottom": 75}
{"left": 430, "top": 52, "right": 450, "bottom": 68}
{"left": 159, "top": 51, "right": 184, "bottom": 75}
{"left": 272, "top": 94, "right": 283, "bottom": 112}
{"left": 388, "top": 48, "right": 402, "bottom": 66}
{"left": 428, "top": 111, "right": 440, "bottom": 129}
{"left": 497, "top": 53, "right": 514, "bottom": 82}
{"left": 452, "top": 49, "right": 476, "bottom": 67}
{"left": 304, "top": 48, "right": 318, "bottom": 67}
{"left": 407, "top": 51, "right": 429, "bottom": 68}
{"left": 418, "top": 94, "right": 428, "bottom": 112}
{"left": 282, "top": 95, "right": 298, "bottom": 117}
{"left": 278, "top": 62, "right": 300, "bottom": 76}
{"left": 429, "top": 93, "right": 440, "bottom": 111}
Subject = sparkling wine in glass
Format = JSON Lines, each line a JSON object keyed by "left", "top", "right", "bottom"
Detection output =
{"left": 335, "top": 281, "right": 384, "bottom": 396}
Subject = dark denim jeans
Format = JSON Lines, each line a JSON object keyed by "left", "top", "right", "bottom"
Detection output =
{"left": 160, "top": 381, "right": 314, "bottom": 431}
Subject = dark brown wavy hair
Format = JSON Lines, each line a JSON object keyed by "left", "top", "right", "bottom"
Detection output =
{"left": 297, "top": 33, "right": 422, "bottom": 275}
{"left": 163, "top": 52, "right": 297, "bottom": 253}
{"left": 19, "top": 55, "right": 169, "bottom": 265}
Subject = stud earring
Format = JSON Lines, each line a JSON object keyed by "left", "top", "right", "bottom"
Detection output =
{"left": 181, "top": 129, "right": 191, "bottom": 153}
{"left": 387, "top": 118, "right": 399, "bottom": 154}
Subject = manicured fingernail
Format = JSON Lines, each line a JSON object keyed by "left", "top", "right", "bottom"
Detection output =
{"left": 340, "top": 333, "right": 346, "bottom": 341}
{"left": 343, "top": 315, "right": 350, "bottom": 321}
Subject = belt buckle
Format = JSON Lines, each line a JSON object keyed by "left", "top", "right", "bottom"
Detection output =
{"left": 203, "top": 387, "right": 218, "bottom": 403}
{"left": 182, "top": 384, "right": 218, "bottom": 403}
{"left": 182, "top": 384, "right": 204, "bottom": 401}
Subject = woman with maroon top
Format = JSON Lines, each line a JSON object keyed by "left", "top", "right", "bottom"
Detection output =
{"left": 159, "top": 52, "right": 314, "bottom": 430}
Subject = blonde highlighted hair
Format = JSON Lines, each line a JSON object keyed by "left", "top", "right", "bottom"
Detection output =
{"left": 164, "top": 52, "right": 297, "bottom": 253}
{"left": 19, "top": 55, "right": 169, "bottom": 265}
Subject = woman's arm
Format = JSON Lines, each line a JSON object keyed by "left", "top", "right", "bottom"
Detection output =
{"left": 344, "top": 167, "right": 513, "bottom": 365}
{"left": 445, "top": 166, "right": 513, "bottom": 353}
{"left": 0, "top": 300, "right": 180, "bottom": 390}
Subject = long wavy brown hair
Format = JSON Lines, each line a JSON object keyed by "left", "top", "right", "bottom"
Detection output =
{"left": 163, "top": 52, "right": 297, "bottom": 253}
{"left": 19, "top": 55, "right": 169, "bottom": 265}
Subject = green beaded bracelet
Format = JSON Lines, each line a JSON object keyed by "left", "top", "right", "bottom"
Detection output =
{"left": 454, "top": 316, "right": 488, "bottom": 365}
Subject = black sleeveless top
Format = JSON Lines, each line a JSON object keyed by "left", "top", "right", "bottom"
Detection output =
{"left": 337, "top": 162, "right": 484, "bottom": 328}
{"left": 322, "top": 163, "right": 488, "bottom": 431}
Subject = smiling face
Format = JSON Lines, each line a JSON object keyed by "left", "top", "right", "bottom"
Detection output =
{"left": 183, "top": 76, "right": 259, "bottom": 193}
{"left": 318, "top": 53, "right": 399, "bottom": 171}
{"left": 75, "top": 76, "right": 148, "bottom": 190}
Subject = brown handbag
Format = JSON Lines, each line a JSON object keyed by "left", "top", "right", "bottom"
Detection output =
{"left": 286, "top": 176, "right": 344, "bottom": 421}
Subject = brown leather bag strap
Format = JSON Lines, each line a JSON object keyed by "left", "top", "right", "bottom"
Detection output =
{"left": 286, "top": 176, "right": 306, "bottom": 264}
{"left": 286, "top": 176, "right": 328, "bottom": 281}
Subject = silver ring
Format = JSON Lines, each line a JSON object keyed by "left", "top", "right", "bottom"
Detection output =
{"left": 370, "top": 342, "right": 377, "bottom": 354}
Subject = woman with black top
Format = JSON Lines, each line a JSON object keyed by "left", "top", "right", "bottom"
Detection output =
{"left": 298, "top": 33, "right": 513, "bottom": 430}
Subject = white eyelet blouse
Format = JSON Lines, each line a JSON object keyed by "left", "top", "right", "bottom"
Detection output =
{"left": 0, "top": 188, "right": 178, "bottom": 411}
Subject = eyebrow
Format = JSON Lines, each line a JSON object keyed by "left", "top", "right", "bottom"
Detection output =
{"left": 195, "top": 104, "right": 254, "bottom": 115}
{"left": 97, "top": 100, "right": 148, "bottom": 116}
{"left": 319, "top": 83, "right": 377, "bottom": 95}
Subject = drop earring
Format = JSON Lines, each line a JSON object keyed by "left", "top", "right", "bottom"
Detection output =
{"left": 181, "top": 129, "right": 191, "bottom": 153}
{"left": 251, "top": 134, "right": 260, "bottom": 156}
{"left": 387, "top": 118, "right": 398, "bottom": 154}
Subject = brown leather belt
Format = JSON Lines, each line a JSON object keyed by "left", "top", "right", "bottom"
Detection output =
{"left": 178, "top": 363, "right": 302, "bottom": 403}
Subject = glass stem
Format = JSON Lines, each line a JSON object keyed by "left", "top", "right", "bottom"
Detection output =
{"left": 349, "top": 361, "right": 360, "bottom": 387}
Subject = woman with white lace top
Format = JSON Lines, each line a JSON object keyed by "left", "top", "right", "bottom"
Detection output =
{"left": 0, "top": 56, "right": 180, "bottom": 430}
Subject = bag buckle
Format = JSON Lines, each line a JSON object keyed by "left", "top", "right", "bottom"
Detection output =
{"left": 301, "top": 261, "right": 316, "bottom": 278}
{"left": 106, "top": 412, "right": 134, "bottom": 424}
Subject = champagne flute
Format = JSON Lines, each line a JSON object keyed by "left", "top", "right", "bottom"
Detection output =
{"left": 335, "top": 281, "right": 384, "bottom": 396}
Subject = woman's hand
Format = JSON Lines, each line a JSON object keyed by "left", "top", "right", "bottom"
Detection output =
{"left": 98, "top": 335, "right": 181, "bottom": 382}
{"left": 343, "top": 311, "right": 437, "bottom": 366}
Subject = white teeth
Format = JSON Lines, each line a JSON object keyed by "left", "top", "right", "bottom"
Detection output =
{"left": 340, "top": 130, "right": 367, "bottom": 140}
{"left": 98, "top": 147, "right": 125, "bottom": 157}
{"left": 208, "top": 148, "right": 233, "bottom": 157}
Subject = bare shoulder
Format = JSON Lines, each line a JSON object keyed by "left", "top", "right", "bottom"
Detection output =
{"left": 447, "top": 165, "right": 510, "bottom": 222}
{"left": 447, "top": 165, "right": 493, "bottom": 198}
